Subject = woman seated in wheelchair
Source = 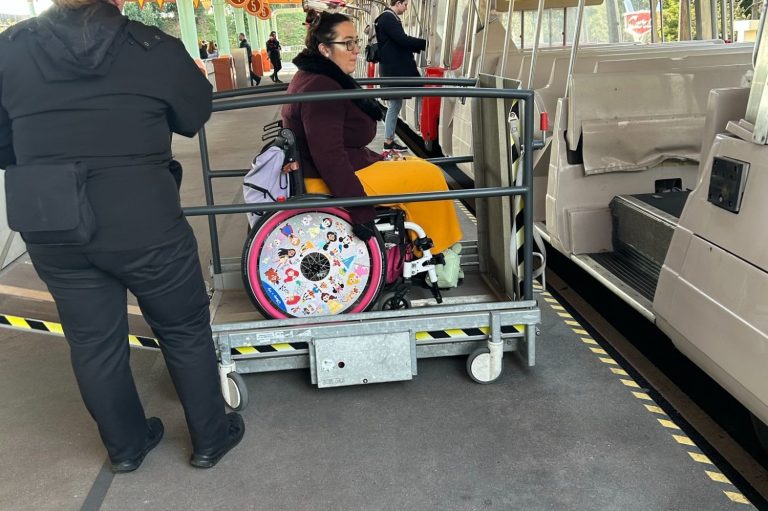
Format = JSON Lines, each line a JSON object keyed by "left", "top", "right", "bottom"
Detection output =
{"left": 243, "top": 12, "right": 462, "bottom": 319}
{"left": 284, "top": 13, "right": 462, "bottom": 260}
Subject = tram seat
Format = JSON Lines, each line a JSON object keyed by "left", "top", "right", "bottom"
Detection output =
{"left": 566, "top": 64, "right": 750, "bottom": 175}
{"left": 699, "top": 87, "right": 751, "bottom": 164}
{"left": 594, "top": 48, "right": 752, "bottom": 73}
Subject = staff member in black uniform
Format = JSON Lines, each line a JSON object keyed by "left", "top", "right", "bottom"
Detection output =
{"left": 0, "top": 0, "right": 244, "bottom": 472}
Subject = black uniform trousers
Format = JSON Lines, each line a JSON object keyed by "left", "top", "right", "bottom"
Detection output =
{"left": 29, "top": 229, "right": 228, "bottom": 462}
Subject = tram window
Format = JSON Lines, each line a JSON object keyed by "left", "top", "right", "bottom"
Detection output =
{"left": 429, "top": 1, "right": 450, "bottom": 68}
{"left": 448, "top": 0, "right": 474, "bottom": 69}
{"left": 501, "top": 4, "right": 633, "bottom": 48}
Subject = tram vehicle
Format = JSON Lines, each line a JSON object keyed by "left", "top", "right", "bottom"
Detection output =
{"left": 340, "top": 0, "right": 768, "bottom": 441}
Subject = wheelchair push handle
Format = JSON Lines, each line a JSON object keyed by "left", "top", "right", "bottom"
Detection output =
{"left": 274, "top": 128, "right": 304, "bottom": 196}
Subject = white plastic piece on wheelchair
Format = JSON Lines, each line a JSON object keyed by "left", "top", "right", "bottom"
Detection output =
{"left": 251, "top": 211, "right": 378, "bottom": 317}
{"left": 402, "top": 221, "right": 427, "bottom": 239}
{"left": 404, "top": 251, "right": 435, "bottom": 279}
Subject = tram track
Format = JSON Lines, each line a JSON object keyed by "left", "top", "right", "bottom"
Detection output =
{"left": 546, "top": 252, "right": 768, "bottom": 509}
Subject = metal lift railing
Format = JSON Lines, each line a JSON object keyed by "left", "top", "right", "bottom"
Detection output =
{"left": 182, "top": 79, "right": 541, "bottom": 401}
{"left": 186, "top": 81, "right": 538, "bottom": 301}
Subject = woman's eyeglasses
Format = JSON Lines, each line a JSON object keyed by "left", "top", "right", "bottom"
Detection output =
{"left": 327, "top": 38, "right": 362, "bottom": 51}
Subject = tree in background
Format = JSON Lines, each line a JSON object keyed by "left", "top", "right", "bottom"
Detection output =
{"left": 123, "top": 2, "right": 240, "bottom": 51}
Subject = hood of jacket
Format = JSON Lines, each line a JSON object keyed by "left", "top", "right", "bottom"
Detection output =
{"left": 30, "top": 2, "right": 129, "bottom": 81}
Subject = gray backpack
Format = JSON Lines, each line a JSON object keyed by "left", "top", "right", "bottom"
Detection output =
{"left": 243, "top": 125, "right": 301, "bottom": 227}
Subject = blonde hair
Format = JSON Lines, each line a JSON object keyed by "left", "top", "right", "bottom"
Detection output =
{"left": 52, "top": 0, "right": 102, "bottom": 8}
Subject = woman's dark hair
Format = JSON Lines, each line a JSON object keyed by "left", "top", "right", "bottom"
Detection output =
{"left": 304, "top": 12, "right": 352, "bottom": 56}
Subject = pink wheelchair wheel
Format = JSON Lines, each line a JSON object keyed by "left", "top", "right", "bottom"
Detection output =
{"left": 242, "top": 207, "right": 385, "bottom": 319}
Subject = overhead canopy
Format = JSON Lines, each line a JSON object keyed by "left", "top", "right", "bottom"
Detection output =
{"left": 496, "top": 0, "right": 603, "bottom": 11}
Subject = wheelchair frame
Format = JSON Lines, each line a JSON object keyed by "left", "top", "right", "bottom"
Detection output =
{"left": 184, "top": 79, "right": 543, "bottom": 406}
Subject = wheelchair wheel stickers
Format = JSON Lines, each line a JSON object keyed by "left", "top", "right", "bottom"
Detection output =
{"left": 243, "top": 207, "right": 385, "bottom": 319}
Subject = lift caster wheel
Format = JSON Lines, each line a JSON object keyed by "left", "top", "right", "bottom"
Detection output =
{"left": 467, "top": 347, "right": 502, "bottom": 384}
{"left": 224, "top": 372, "right": 249, "bottom": 411}
{"left": 380, "top": 293, "right": 410, "bottom": 310}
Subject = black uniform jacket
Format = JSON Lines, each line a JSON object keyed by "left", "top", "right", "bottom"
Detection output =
{"left": 375, "top": 9, "right": 426, "bottom": 78}
{"left": 0, "top": 3, "right": 212, "bottom": 253}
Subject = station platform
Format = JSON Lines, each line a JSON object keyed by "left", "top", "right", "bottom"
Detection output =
{"left": 0, "top": 103, "right": 759, "bottom": 510}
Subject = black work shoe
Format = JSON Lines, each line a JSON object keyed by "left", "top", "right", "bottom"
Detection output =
{"left": 189, "top": 412, "right": 245, "bottom": 469}
{"left": 110, "top": 417, "right": 164, "bottom": 473}
{"left": 383, "top": 140, "right": 408, "bottom": 152}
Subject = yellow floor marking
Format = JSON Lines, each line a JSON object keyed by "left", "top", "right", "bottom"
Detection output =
{"left": 590, "top": 347, "right": 608, "bottom": 355}
{"left": 541, "top": 291, "right": 551, "bottom": 296}
{"left": 236, "top": 346, "right": 258, "bottom": 355}
{"left": 7, "top": 315, "right": 30, "bottom": 328}
{"left": 658, "top": 419, "right": 681, "bottom": 430}
{"left": 705, "top": 471, "right": 731, "bottom": 484}
{"left": 644, "top": 404, "right": 665, "bottom": 414}
{"left": 673, "top": 434, "right": 695, "bottom": 446}
{"left": 632, "top": 391, "right": 652, "bottom": 401}
{"left": 271, "top": 343, "right": 294, "bottom": 351}
{"left": 723, "top": 491, "right": 750, "bottom": 504}
{"left": 543, "top": 297, "right": 557, "bottom": 303}
{"left": 0, "top": 284, "right": 143, "bottom": 315}
{"left": 599, "top": 357, "right": 618, "bottom": 365}
{"left": 688, "top": 452, "right": 713, "bottom": 464}
{"left": 128, "top": 336, "right": 142, "bottom": 347}
{"left": 621, "top": 379, "right": 641, "bottom": 388}
{"left": 565, "top": 320, "right": 580, "bottom": 326}
{"left": 43, "top": 321, "right": 64, "bottom": 335}
{"left": 581, "top": 337, "right": 598, "bottom": 345}
{"left": 558, "top": 312, "right": 573, "bottom": 318}
{"left": 551, "top": 305, "right": 565, "bottom": 311}
{"left": 572, "top": 328, "right": 588, "bottom": 335}
{"left": 609, "top": 367, "right": 629, "bottom": 376}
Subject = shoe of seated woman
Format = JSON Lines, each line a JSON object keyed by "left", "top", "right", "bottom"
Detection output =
{"left": 427, "top": 243, "right": 463, "bottom": 289}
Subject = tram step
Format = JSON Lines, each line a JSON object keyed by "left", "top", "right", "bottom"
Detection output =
{"left": 610, "top": 191, "right": 690, "bottom": 269}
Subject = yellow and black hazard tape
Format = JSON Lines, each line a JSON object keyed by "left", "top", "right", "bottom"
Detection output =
{"left": 0, "top": 313, "right": 524, "bottom": 358}
{"left": 415, "top": 324, "right": 524, "bottom": 341}
{"left": 538, "top": 290, "right": 754, "bottom": 507}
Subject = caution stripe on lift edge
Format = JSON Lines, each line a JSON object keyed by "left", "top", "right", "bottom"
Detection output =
{"left": 0, "top": 313, "right": 526, "bottom": 356}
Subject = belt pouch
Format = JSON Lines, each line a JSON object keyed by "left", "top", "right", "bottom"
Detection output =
{"left": 5, "top": 162, "right": 95, "bottom": 246}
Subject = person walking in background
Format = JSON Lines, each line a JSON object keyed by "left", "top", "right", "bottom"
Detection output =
{"left": 375, "top": 0, "right": 426, "bottom": 153}
{"left": 267, "top": 31, "right": 283, "bottom": 83}
{"left": 207, "top": 40, "right": 219, "bottom": 59}
{"left": 283, "top": 12, "right": 461, "bottom": 255}
{"left": 238, "top": 32, "right": 261, "bottom": 86}
{"left": 0, "top": 0, "right": 244, "bottom": 472}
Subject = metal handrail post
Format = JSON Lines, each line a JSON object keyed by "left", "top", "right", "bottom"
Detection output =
{"left": 197, "top": 126, "right": 223, "bottom": 275}
{"left": 522, "top": 91, "right": 535, "bottom": 301}
{"left": 499, "top": 0, "right": 516, "bottom": 77}
{"left": 478, "top": 0, "right": 493, "bottom": 74}
{"left": 528, "top": 0, "right": 547, "bottom": 88}
{"left": 565, "top": 0, "right": 586, "bottom": 98}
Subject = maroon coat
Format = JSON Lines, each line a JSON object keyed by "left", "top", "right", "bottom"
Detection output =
{"left": 282, "top": 70, "right": 383, "bottom": 222}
